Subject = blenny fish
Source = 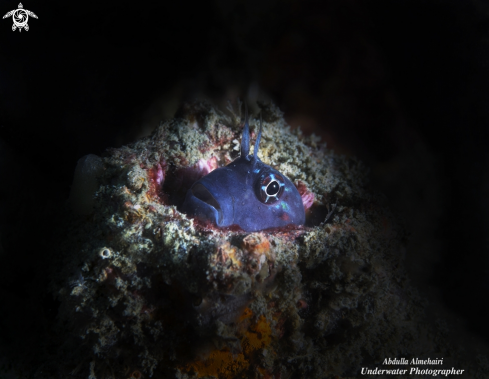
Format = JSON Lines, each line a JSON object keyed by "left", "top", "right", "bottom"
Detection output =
{"left": 181, "top": 110, "right": 305, "bottom": 232}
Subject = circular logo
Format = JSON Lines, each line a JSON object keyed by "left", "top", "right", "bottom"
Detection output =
{"left": 12, "top": 9, "right": 28, "bottom": 28}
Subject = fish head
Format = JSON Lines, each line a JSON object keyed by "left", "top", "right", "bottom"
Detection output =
{"left": 181, "top": 107, "right": 305, "bottom": 232}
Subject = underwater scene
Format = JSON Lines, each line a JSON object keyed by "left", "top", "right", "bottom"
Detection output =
{"left": 49, "top": 102, "right": 475, "bottom": 378}
{"left": 2, "top": 0, "right": 489, "bottom": 378}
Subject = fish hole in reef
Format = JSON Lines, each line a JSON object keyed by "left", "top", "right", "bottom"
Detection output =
{"left": 305, "top": 204, "right": 334, "bottom": 227}
{"left": 162, "top": 165, "right": 204, "bottom": 208}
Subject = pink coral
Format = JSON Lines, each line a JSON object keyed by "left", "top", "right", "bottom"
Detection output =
{"left": 302, "top": 192, "right": 315, "bottom": 210}
{"left": 155, "top": 163, "right": 164, "bottom": 186}
{"left": 195, "top": 157, "right": 218, "bottom": 176}
{"left": 295, "top": 180, "right": 315, "bottom": 210}
{"left": 146, "top": 161, "right": 166, "bottom": 201}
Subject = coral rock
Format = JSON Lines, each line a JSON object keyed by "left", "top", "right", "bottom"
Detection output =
{"left": 50, "top": 102, "right": 471, "bottom": 378}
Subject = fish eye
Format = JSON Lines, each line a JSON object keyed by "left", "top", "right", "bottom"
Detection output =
{"left": 255, "top": 171, "right": 285, "bottom": 204}
{"left": 267, "top": 181, "right": 280, "bottom": 196}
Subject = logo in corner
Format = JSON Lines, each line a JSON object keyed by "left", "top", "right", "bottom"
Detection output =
{"left": 3, "top": 3, "right": 37, "bottom": 32}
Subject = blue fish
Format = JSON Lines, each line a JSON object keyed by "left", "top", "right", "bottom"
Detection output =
{"left": 181, "top": 110, "right": 305, "bottom": 232}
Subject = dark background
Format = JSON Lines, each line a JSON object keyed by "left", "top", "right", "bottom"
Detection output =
{"left": 1, "top": 0, "right": 489, "bottom": 367}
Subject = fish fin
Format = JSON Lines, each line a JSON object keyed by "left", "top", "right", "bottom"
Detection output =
{"left": 252, "top": 113, "right": 263, "bottom": 164}
{"left": 240, "top": 103, "right": 250, "bottom": 159}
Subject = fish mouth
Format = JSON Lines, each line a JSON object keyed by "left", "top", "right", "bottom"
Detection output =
{"left": 188, "top": 183, "right": 223, "bottom": 224}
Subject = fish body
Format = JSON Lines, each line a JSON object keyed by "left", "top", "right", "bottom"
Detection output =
{"left": 181, "top": 109, "right": 305, "bottom": 232}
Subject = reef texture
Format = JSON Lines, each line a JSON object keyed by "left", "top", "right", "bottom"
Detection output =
{"left": 49, "top": 102, "right": 477, "bottom": 378}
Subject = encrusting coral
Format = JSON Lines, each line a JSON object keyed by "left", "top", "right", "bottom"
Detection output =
{"left": 48, "top": 102, "right": 476, "bottom": 378}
